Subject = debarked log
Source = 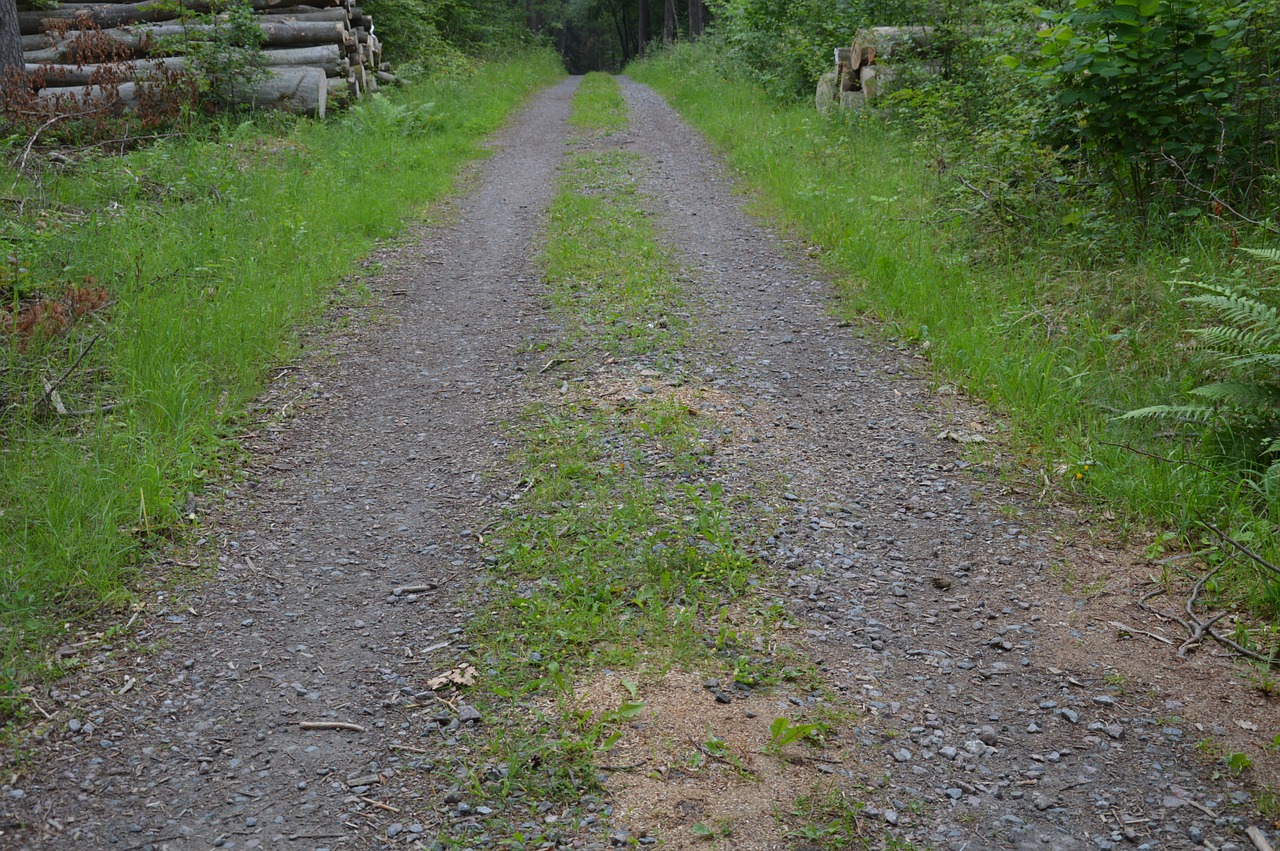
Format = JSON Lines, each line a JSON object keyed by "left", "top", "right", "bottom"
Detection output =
{"left": 37, "top": 66, "right": 327, "bottom": 116}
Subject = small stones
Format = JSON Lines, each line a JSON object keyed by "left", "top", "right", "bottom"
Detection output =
{"left": 1058, "top": 708, "right": 1080, "bottom": 724}
{"left": 1032, "top": 794, "right": 1054, "bottom": 812}
{"left": 457, "top": 705, "right": 483, "bottom": 724}
{"left": 893, "top": 748, "right": 913, "bottom": 763}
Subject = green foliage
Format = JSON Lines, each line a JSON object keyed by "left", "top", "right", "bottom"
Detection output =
{"left": 767, "top": 716, "right": 819, "bottom": 752}
{"left": 1124, "top": 250, "right": 1280, "bottom": 471}
{"left": 709, "top": 0, "right": 849, "bottom": 99}
{"left": 1028, "top": 0, "right": 1254, "bottom": 206}
{"left": 360, "top": 0, "right": 473, "bottom": 71}
{"left": 156, "top": 0, "right": 267, "bottom": 108}
{"left": 343, "top": 92, "right": 446, "bottom": 136}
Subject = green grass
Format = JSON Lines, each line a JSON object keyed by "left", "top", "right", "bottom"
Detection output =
{"left": 568, "top": 71, "right": 627, "bottom": 133}
{"left": 628, "top": 44, "right": 1280, "bottom": 636}
{"left": 542, "top": 149, "right": 687, "bottom": 355}
{"left": 0, "top": 51, "right": 566, "bottom": 699}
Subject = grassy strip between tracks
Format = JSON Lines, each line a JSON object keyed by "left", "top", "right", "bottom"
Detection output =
{"left": 0, "top": 51, "right": 566, "bottom": 704}
{"left": 628, "top": 45, "right": 1280, "bottom": 643}
{"left": 424, "top": 83, "right": 883, "bottom": 849}
{"left": 568, "top": 71, "right": 628, "bottom": 134}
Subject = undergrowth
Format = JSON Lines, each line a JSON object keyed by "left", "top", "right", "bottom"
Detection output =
{"left": 0, "top": 51, "right": 566, "bottom": 710}
{"left": 628, "top": 43, "right": 1280, "bottom": 644}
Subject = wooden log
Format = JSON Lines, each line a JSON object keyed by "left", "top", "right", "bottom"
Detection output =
{"left": 374, "top": 69, "right": 403, "bottom": 86}
{"left": 17, "top": 0, "right": 330, "bottom": 10}
{"left": 25, "top": 55, "right": 184, "bottom": 85}
{"left": 26, "top": 51, "right": 342, "bottom": 83}
{"left": 260, "top": 43, "right": 343, "bottom": 74}
{"left": 249, "top": 65, "right": 324, "bottom": 116}
{"left": 859, "top": 65, "right": 878, "bottom": 101}
{"left": 19, "top": 3, "right": 173, "bottom": 36}
{"left": 22, "top": 16, "right": 347, "bottom": 47}
{"left": 815, "top": 69, "right": 837, "bottom": 115}
{"left": 256, "top": 8, "right": 349, "bottom": 22}
{"left": 36, "top": 65, "right": 325, "bottom": 115}
{"left": 855, "top": 25, "right": 935, "bottom": 60}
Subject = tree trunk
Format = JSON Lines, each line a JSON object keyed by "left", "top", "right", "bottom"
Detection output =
{"left": 662, "top": 0, "right": 674, "bottom": 44}
{"left": 687, "top": 0, "right": 702, "bottom": 39}
{"left": 2, "top": 0, "right": 27, "bottom": 74}
{"left": 637, "top": 0, "right": 649, "bottom": 55}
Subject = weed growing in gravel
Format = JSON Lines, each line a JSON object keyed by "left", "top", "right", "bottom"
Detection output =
{"left": 542, "top": 151, "right": 688, "bottom": 356}
{"left": 568, "top": 72, "right": 627, "bottom": 134}
{"left": 782, "top": 784, "right": 910, "bottom": 850}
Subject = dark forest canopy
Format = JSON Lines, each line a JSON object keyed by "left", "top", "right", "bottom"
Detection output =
{"left": 357, "top": 0, "right": 707, "bottom": 72}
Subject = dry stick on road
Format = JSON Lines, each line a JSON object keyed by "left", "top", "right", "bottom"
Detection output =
{"left": 298, "top": 720, "right": 365, "bottom": 733}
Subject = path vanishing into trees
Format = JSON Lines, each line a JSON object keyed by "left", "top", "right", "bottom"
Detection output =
{"left": 3, "top": 75, "right": 1277, "bottom": 851}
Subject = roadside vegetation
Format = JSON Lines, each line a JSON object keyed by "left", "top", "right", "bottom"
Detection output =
{"left": 0, "top": 51, "right": 565, "bottom": 706}
{"left": 628, "top": 0, "right": 1280, "bottom": 661}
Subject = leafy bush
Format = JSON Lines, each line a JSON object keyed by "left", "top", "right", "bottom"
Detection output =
{"left": 1027, "top": 0, "right": 1255, "bottom": 209}
{"left": 156, "top": 0, "right": 267, "bottom": 108}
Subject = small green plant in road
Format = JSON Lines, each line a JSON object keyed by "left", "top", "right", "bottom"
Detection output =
{"left": 766, "top": 716, "right": 819, "bottom": 755}
{"left": 1225, "top": 750, "right": 1254, "bottom": 778}
{"left": 542, "top": 150, "right": 687, "bottom": 357}
{"left": 569, "top": 72, "right": 628, "bottom": 134}
{"left": 784, "top": 785, "right": 885, "bottom": 850}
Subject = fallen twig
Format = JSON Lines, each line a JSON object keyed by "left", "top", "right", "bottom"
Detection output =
{"left": 359, "top": 796, "right": 399, "bottom": 813}
{"left": 298, "top": 721, "right": 365, "bottom": 733}
{"left": 1199, "top": 519, "right": 1280, "bottom": 581}
{"left": 1109, "top": 620, "right": 1174, "bottom": 646}
{"left": 1097, "top": 440, "right": 1219, "bottom": 475}
{"left": 391, "top": 584, "right": 436, "bottom": 595}
{"left": 36, "top": 334, "right": 101, "bottom": 413}
{"left": 1247, "top": 826, "right": 1276, "bottom": 851}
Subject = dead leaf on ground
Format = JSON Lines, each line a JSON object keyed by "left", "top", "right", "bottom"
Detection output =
{"left": 426, "top": 664, "right": 478, "bottom": 690}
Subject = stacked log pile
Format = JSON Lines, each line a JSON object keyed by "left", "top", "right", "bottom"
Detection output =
{"left": 816, "top": 26, "right": 934, "bottom": 113}
{"left": 18, "top": 0, "right": 391, "bottom": 117}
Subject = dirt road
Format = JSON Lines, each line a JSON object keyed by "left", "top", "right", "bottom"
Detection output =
{"left": 3, "top": 75, "right": 1275, "bottom": 851}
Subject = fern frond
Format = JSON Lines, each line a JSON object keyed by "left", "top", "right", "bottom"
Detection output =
{"left": 1184, "top": 292, "right": 1280, "bottom": 344}
{"left": 1189, "top": 325, "right": 1280, "bottom": 357}
{"left": 1241, "top": 247, "right": 1280, "bottom": 267}
{"left": 1189, "top": 381, "right": 1280, "bottom": 410}
{"left": 1119, "top": 404, "right": 1218, "bottom": 423}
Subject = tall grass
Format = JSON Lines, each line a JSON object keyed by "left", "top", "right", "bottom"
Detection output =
{"left": 628, "top": 45, "right": 1280, "bottom": 624}
{"left": 0, "top": 52, "right": 565, "bottom": 685}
